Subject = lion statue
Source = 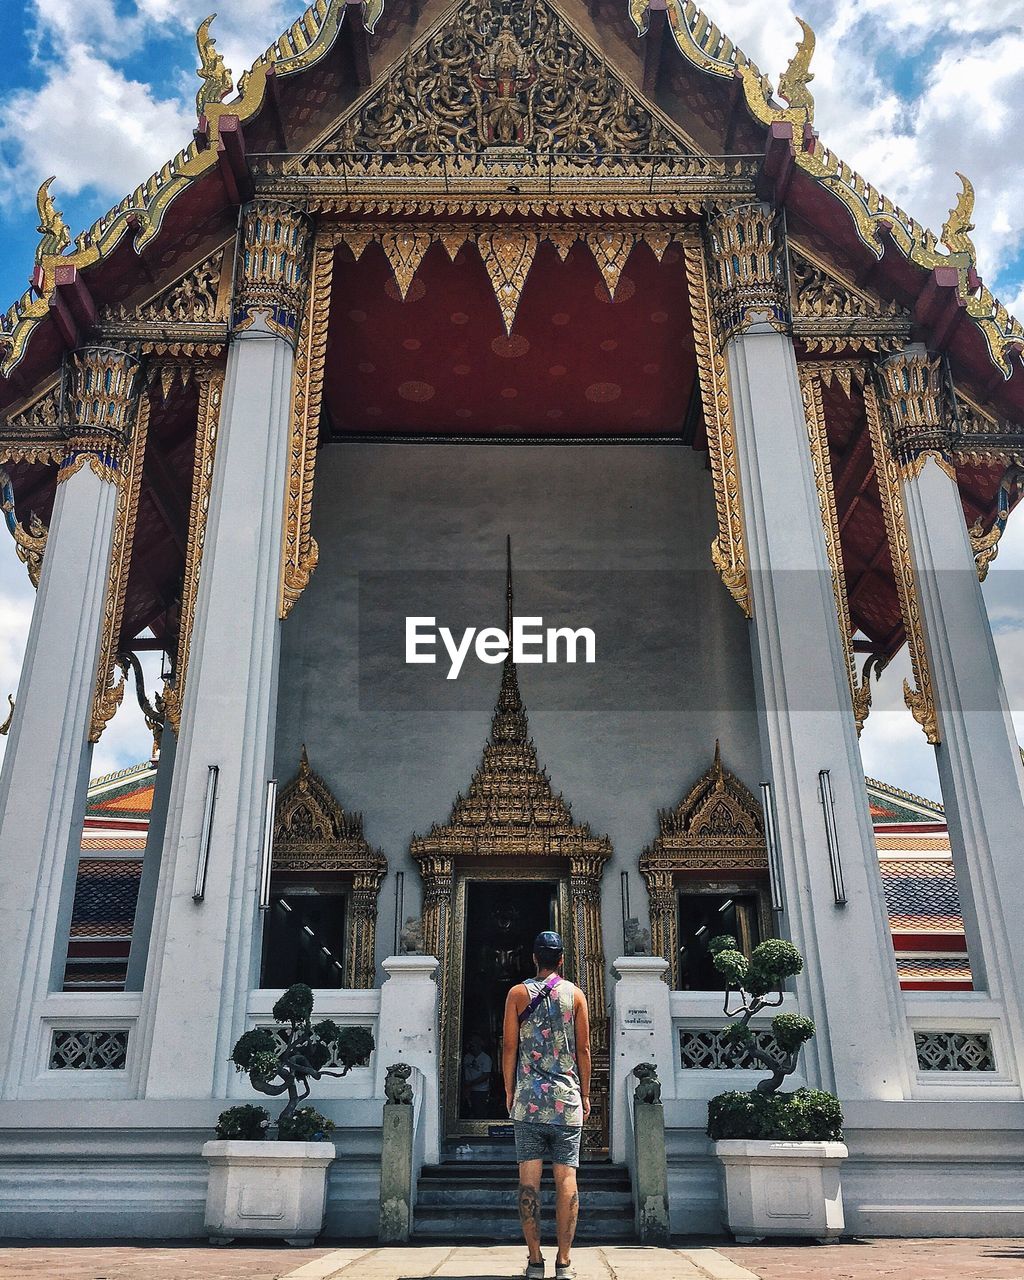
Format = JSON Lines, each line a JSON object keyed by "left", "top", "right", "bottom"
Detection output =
{"left": 633, "top": 1062, "right": 662, "bottom": 1105}
{"left": 385, "top": 1061, "right": 414, "bottom": 1105}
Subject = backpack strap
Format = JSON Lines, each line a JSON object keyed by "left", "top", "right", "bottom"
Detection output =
{"left": 517, "top": 974, "right": 561, "bottom": 1026}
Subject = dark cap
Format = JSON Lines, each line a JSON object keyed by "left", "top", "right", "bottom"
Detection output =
{"left": 534, "top": 930, "right": 564, "bottom": 954}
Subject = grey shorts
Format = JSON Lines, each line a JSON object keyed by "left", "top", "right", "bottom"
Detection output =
{"left": 514, "top": 1121, "right": 582, "bottom": 1168}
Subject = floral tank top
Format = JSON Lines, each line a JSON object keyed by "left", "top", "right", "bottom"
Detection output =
{"left": 511, "top": 977, "right": 583, "bottom": 1128}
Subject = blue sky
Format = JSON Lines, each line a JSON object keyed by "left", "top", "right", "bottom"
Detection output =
{"left": 1, "top": 0, "right": 1023, "bottom": 794}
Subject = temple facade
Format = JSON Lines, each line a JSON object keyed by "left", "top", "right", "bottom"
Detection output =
{"left": 0, "top": 0, "right": 1023, "bottom": 1239}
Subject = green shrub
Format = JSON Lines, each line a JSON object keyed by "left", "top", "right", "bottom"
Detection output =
{"left": 215, "top": 1103, "right": 271, "bottom": 1140}
{"left": 707, "top": 1088, "right": 844, "bottom": 1142}
{"left": 278, "top": 1106, "right": 336, "bottom": 1142}
{"left": 772, "top": 1013, "right": 816, "bottom": 1053}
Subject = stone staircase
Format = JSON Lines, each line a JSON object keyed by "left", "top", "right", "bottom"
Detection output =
{"left": 413, "top": 1153, "right": 635, "bottom": 1243}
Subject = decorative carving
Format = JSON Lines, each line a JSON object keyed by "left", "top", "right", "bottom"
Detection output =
{"left": 639, "top": 743, "right": 767, "bottom": 988}
{"left": 864, "top": 382, "right": 940, "bottom": 744}
{"left": 118, "top": 650, "right": 165, "bottom": 750}
{"left": 163, "top": 368, "right": 222, "bottom": 735}
{"left": 234, "top": 201, "right": 313, "bottom": 342}
{"left": 790, "top": 245, "right": 910, "bottom": 353}
{"left": 477, "top": 230, "right": 539, "bottom": 335}
{"left": 385, "top": 1062, "right": 414, "bottom": 1104}
{"left": 704, "top": 205, "right": 789, "bottom": 343}
{"left": 35, "top": 177, "right": 70, "bottom": 263}
{"left": 800, "top": 366, "right": 872, "bottom": 733}
{"left": 104, "top": 248, "right": 227, "bottom": 327}
{"left": 914, "top": 1030, "right": 994, "bottom": 1072}
{"left": 681, "top": 228, "right": 750, "bottom": 616}
{"left": 969, "top": 466, "right": 1023, "bottom": 582}
{"left": 623, "top": 917, "right": 651, "bottom": 956}
{"left": 777, "top": 18, "right": 815, "bottom": 116}
{"left": 1, "top": 466, "right": 47, "bottom": 589}
{"left": 0, "top": 694, "right": 13, "bottom": 736}
{"left": 49, "top": 1028, "right": 129, "bottom": 1070}
{"left": 1, "top": 381, "right": 62, "bottom": 465}
{"left": 876, "top": 349, "right": 953, "bottom": 470}
{"left": 195, "top": 14, "right": 233, "bottom": 120}
{"left": 280, "top": 233, "right": 332, "bottom": 619}
{"left": 90, "top": 393, "right": 150, "bottom": 743}
{"left": 325, "top": 0, "right": 696, "bottom": 170}
{"left": 57, "top": 347, "right": 142, "bottom": 485}
{"left": 378, "top": 231, "right": 432, "bottom": 302}
{"left": 941, "top": 173, "right": 977, "bottom": 260}
{"left": 272, "top": 747, "right": 387, "bottom": 989}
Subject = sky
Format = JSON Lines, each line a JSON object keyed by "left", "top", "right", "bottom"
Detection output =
{"left": 0, "top": 0, "right": 1023, "bottom": 795}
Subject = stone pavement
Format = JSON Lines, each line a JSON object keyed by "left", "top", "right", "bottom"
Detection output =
{"left": 0, "top": 1241, "right": 1021, "bottom": 1280}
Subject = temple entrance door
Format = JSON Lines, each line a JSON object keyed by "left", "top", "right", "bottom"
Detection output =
{"left": 444, "top": 874, "right": 568, "bottom": 1143}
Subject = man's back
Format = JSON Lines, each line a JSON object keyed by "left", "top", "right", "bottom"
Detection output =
{"left": 511, "top": 976, "right": 583, "bottom": 1128}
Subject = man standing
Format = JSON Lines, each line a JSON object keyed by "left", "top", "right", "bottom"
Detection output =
{"left": 462, "top": 1032, "right": 493, "bottom": 1118}
{"left": 503, "top": 930, "right": 591, "bottom": 1280}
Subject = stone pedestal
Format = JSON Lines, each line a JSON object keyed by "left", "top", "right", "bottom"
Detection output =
{"left": 375, "top": 956, "right": 440, "bottom": 1164}
{"left": 633, "top": 1100, "right": 669, "bottom": 1244}
{"left": 378, "top": 1103, "right": 414, "bottom": 1243}
{"left": 610, "top": 957, "right": 674, "bottom": 1163}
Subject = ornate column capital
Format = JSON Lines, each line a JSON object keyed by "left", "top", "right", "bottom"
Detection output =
{"left": 875, "top": 345, "right": 955, "bottom": 480}
{"left": 233, "top": 200, "right": 314, "bottom": 343}
{"left": 704, "top": 203, "right": 790, "bottom": 343}
{"left": 57, "top": 345, "right": 142, "bottom": 485}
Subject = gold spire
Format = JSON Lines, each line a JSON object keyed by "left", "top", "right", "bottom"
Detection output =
{"left": 195, "top": 14, "right": 234, "bottom": 119}
{"left": 777, "top": 17, "right": 815, "bottom": 116}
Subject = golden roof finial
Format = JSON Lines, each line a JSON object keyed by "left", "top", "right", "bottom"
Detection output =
{"left": 195, "top": 13, "right": 234, "bottom": 119}
{"left": 778, "top": 17, "right": 816, "bottom": 118}
{"left": 941, "top": 172, "right": 977, "bottom": 259}
{"left": 35, "top": 176, "right": 70, "bottom": 263}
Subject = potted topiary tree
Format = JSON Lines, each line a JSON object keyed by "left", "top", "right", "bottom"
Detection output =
{"left": 203, "top": 983, "right": 374, "bottom": 1245}
{"left": 705, "top": 935, "right": 847, "bottom": 1242}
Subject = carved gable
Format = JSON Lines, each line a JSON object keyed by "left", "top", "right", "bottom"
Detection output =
{"left": 321, "top": 0, "right": 699, "bottom": 166}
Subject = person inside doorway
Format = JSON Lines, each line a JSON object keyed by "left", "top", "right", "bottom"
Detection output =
{"left": 502, "top": 930, "right": 591, "bottom": 1280}
{"left": 462, "top": 1032, "right": 493, "bottom": 1118}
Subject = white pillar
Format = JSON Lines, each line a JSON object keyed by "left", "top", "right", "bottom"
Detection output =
{"left": 706, "top": 206, "right": 911, "bottom": 1102}
{"left": 375, "top": 955, "right": 441, "bottom": 1165}
{"left": 136, "top": 202, "right": 312, "bottom": 1098}
{"left": 124, "top": 730, "right": 176, "bottom": 991}
{"left": 610, "top": 956, "right": 675, "bottom": 1164}
{"left": 900, "top": 450, "right": 1024, "bottom": 1064}
{"left": 0, "top": 349, "right": 141, "bottom": 1095}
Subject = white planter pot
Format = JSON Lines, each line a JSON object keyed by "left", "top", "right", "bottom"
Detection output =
{"left": 202, "top": 1140, "right": 335, "bottom": 1245}
{"left": 714, "top": 1139, "right": 848, "bottom": 1242}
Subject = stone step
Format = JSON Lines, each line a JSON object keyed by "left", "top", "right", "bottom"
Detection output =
{"left": 420, "top": 1161, "right": 630, "bottom": 1186}
{"left": 413, "top": 1204, "right": 636, "bottom": 1242}
{"left": 417, "top": 1185, "right": 633, "bottom": 1209}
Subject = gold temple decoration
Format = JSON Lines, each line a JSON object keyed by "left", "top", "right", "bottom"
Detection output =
{"left": 799, "top": 365, "right": 873, "bottom": 733}
{"left": 777, "top": 17, "right": 816, "bottom": 116}
{"left": 378, "top": 232, "right": 433, "bottom": 301}
{"left": 0, "top": 380, "right": 63, "bottom": 467}
{"left": 411, "top": 549, "right": 612, "bottom": 1152}
{"left": 969, "top": 467, "right": 1024, "bottom": 582}
{"left": 639, "top": 743, "right": 768, "bottom": 989}
{"left": 876, "top": 349, "right": 955, "bottom": 481}
{"left": 324, "top": 0, "right": 698, "bottom": 172}
{"left": 234, "top": 201, "right": 314, "bottom": 342}
{"left": 35, "top": 178, "right": 70, "bottom": 263}
{"left": 280, "top": 232, "right": 333, "bottom": 619}
{"left": 941, "top": 173, "right": 977, "bottom": 259}
{"left": 681, "top": 227, "right": 750, "bottom": 617}
{"left": 790, "top": 244, "right": 911, "bottom": 354}
{"left": 704, "top": 205, "right": 789, "bottom": 344}
{"left": 163, "top": 367, "right": 223, "bottom": 735}
{"left": 6, "top": 510, "right": 47, "bottom": 588}
{"left": 0, "top": 694, "right": 13, "bottom": 736}
{"left": 272, "top": 747, "right": 387, "bottom": 989}
{"left": 57, "top": 347, "right": 143, "bottom": 488}
{"left": 864, "top": 380, "right": 940, "bottom": 744}
{"left": 101, "top": 245, "right": 231, "bottom": 356}
{"left": 477, "top": 231, "right": 540, "bottom": 335}
{"left": 89, "top": 392, "right": 151, "bottom": 743}
{"left": 195, "top": 14, "right": 233, "bottom": 119}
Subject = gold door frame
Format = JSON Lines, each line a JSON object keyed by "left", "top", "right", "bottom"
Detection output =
{"left": 444, "top": 867, "right": 572, "bottom": 1142}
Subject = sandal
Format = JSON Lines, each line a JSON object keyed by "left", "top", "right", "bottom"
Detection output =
{"left": 525, "top": 1260, "right": 546, "bottom": 1279}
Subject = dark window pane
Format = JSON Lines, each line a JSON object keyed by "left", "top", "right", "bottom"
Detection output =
{"left": 677, "top": 892, "right": 761, "bottom": 991}
{"left": 261, "top": 892, "right": 347, "bottom": 988}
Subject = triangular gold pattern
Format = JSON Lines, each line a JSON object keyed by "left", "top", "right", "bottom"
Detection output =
{"left": 586, "top": 231, "right": 637, "bottom": 299}
{"left": 477, "top": 231, "right": 540, "bottom": 336}
{"left": 379, "top": 231, "right": 432, "bottom": 299}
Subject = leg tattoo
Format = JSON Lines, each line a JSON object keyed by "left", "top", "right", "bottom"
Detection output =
{"left": 519, "top": 1182, "right": 541, "bottom": 1228}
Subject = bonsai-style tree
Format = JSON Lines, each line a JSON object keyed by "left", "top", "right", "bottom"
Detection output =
{"left": 705, "top": 935, "right": 843, "bottom": 1142}
{"left": 217, "top": 984, "right": 375, "bottom": 1142}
